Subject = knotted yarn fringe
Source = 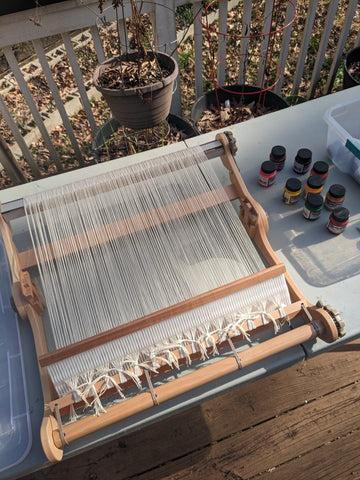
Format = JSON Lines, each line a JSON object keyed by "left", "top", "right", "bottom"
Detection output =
{"left": 63, "top": 300, "right": 288, "bottom": 420}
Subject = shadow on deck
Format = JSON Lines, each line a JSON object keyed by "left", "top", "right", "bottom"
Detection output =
{"left": 23, "top": 337, "right": 360, "bottom": 480}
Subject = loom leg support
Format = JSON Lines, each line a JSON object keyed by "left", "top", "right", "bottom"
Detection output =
{"left": 41, "top": 408, "right": 64, "bottom": 462}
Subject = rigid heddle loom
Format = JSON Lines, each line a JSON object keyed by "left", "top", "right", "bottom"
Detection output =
{"left": 0, "top": 132, "right": 345, "bottom": 462}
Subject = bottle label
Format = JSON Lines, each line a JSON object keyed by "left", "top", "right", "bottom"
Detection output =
{"left": 303, "top": 206, "right": 321, "bottom": 220}
{"left": 327, "top": 220, "right": 346, "bottom": 234}
{"left": 258, "top": 175, "right": 275, "bottom": 187}
{"left": 324, "top": 198, "right": 343, "bottom": 210}
{"left": 283, "top": 191, "right": 300, "bottom": 204}
{"left": 293, "top": 160, "right": 310, "bottom": 174}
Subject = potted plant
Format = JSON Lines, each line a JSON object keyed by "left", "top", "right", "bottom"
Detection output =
{"left": 191, "top": 85, "right": 289, "bottom": 133}
{"left": 343, "top": 46, "right": 360, "bottom": 89}
{"left": 93, "top": 0, "right": 178, "bottom": 130}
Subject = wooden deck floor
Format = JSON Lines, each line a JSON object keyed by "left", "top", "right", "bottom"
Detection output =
{"left": 25, "top": 338, "right": 360, "bottom": 480}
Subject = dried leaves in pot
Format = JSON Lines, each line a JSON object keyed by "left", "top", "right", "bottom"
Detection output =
{"left": 97, "top": 55, "right": 171, "bottom": 90}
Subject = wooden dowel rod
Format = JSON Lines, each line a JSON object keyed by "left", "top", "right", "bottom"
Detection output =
{"left": 39, "top": 263, "right": 286, "bottom": 367}
{"left": 53, "top": 321, "right": 320, "bottom": 448}
{"left": 19, "top": 184, "right": 239, "bottom": 271}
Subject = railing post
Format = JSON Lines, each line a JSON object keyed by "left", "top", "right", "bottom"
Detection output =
{"left": 3, "top": 46, "right": 63, "bottom": 172}
{"left": 194, "top": 1, "right": 204, "bottom": 98}
{"left": 324, "top": 0, "right": 358, "bottom": 94}
{"left": 152, "top": 0, "right": 182, "bottom": 116}
{"left": 274, "top": 0, "right": 297, "bottom": 95}
{"left": 62, "top": 32, "right": 98, "bottom": 136}
{"left": 238, "top": 0, "right": 252, "bottom": 85}
{"left": 33, "top": 38, "right": 84, "bottom": 165}
{"left": 291, "top": 0, "right": 319, "bottom": 96}
{"left": 308, "top": 0, "right": 340, "bottom": 99}
{"left": 257, "top": 0, "right": 275, "bottom": 88}
{"left": 0, "top": 93, "right": 41, "bottom": 178}
{"left": 217, "top": 0, "right": 228, "bottom": 87}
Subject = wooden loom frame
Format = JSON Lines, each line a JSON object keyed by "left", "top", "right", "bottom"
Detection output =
{"left": 0, "top": 132, "right": 345, "bottom": 463}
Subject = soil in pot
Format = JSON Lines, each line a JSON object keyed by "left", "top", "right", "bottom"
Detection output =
{"left": 93, "top": 115, "right": 198, "bottom": 163}
{"left": 191, "top": 85, "right": 289, "bottom": 134}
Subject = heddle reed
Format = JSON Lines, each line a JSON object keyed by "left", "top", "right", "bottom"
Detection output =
{"left": 0, "top": 133, "right": 344, "bottom": 462}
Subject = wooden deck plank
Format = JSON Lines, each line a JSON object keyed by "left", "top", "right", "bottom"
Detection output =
{"left": 257, "top": 428, "right": 360, "bottom": 479}
{"left": 35, "top": 339, "right": 360, "bottom": 480}
{"left": 133, "top": 380, "right": 360, "bottom": 479}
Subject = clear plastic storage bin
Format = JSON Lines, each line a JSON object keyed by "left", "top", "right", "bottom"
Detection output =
{"left": 324, "top": 96, "right": 360, "bottom": 184}
{"left": 0, "top": 238, "right": 32, "bottom": 473}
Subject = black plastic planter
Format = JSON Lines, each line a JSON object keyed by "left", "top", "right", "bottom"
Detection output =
{"left": 92, "top": 114, "right": 199, "bottom": 163}
{"left": 343, "top": 47, "right": 360, "bottom": 89}
{"left": 191, "top": 85, "right": 289, "bottom": 129}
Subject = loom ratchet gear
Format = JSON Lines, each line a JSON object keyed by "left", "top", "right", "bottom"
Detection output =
{"left": 0, "top": 132, "right": 345, "bottom": 463}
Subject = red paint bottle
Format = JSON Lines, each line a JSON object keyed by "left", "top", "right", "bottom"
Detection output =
{"left": 258, "top": 161, "right": 277, "bottom": 187}
{"left": 327, "top": 207, "right": 350, "bottom": 235}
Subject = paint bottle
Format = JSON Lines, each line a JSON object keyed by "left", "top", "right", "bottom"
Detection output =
{"left": 324, "top": 184, "right": 346, "bottom": 211}
{"left": 293, "top": 148, "right": 312, "bottom": 174}
{"left": 270, "top": 145, "right": 286, "bottom": 171}
{"left": 302, "top": 193, "right": 323, "bottom": 220}
{"left": 303, "top": 175, "right": 323, "bottom": 200}
{"left": 283, "top": 178, "right": 302, "bottom": 205}
{"left": 258, "top": 161, "right": 277, "bottom": 187}
{"left": 327, "top": 207, "right": 350, "bottom": 235}
{"left": 310, "top": 161, "right": 329, "bottom": 184}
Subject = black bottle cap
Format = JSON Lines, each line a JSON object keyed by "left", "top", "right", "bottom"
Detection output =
{"left": 285, "top": 178, "right": 302, "bottom": 192}
{"left": 328, "top": 184, "right": 346, "bottom": 198}
{"left": 306, "top": 193, "right": 323, "bottom": 208}
{"left": 261, "top": 160, "right": 276, "bottom": 174}
{"left": 296, "top": 148, "right": 312, "bottom": 163}
{"left": 332, "top": 207, "right": 350, "bottom": 223}
{"left": 271, "top": 145, "right": 286, "bottom": 158}
{"left": 312, "top": 161, "right": 329, "bottom": 175}
{"left": 306, "top": 175, "right": 323, "bottom": 189}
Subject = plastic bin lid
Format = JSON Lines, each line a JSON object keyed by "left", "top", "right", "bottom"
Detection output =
{"left": 0, "top": 238, "right": 32, "bottom": 472}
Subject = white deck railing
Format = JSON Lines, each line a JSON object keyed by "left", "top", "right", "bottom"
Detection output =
{"left": 0, "top": 0, "right": 359, "bottom": 183}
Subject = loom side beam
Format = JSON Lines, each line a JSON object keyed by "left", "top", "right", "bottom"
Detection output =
{"left": 216, "top": 133, "right": 312, "bottom": 305}
{"left": 38, "top": 263, "right": 287, "bottom": 368}
{"left": 50, "top": 310, "right": 336, "bottom": 450}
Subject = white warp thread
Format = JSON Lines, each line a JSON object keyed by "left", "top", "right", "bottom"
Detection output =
{"left": 23, "top": 145, "right": 291, "bottom": 406}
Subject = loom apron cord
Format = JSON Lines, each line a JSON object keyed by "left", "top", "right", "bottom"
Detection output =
{"left": 226, "top": 335, "right": 243, "bottom": 370}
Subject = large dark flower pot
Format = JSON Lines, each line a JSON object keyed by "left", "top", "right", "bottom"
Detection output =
{"left": 92, "top": 114, "right": 199, "bottom": 163}
{"left": 93, "top": 51, "right": 178, "bottom": 130}
{"left": 190, "top": 84, "right": 289, "bottom": 127}
{"left": 343, "top": 47, "right": 360, "bottom": 89}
